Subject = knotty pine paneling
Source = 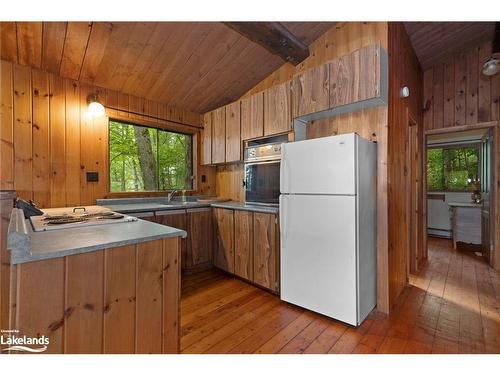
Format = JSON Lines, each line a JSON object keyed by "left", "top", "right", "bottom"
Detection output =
{"left": 387, "top": 22, "right": 423, "bottom": 309}
{"left": 0, "top": 22, "right": 332, "bottom": 113}
{"left": 423, "top": 40, "right": 500, "bottom": 129}
{"left": 1, "top": 61, "right": 14, "bottom": 190}
{"left": 7, "top": 238, "right": 181, "bottom": 354}
{"left": 0, "top": 59, "right": 215, "bottom": 208}
{"left": 32, "top": 69, "right": 50, "bottom": 207}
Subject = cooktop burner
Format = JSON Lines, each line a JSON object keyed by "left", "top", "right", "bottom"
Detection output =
{"left": 30, "top": 206, "right": 138, "bottom": 232}
{"left": 46, "top": 217, "right": 89, "bottom": 225}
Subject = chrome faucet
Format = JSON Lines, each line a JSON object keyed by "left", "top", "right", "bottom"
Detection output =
{"left": 167, "top": 190, "right": 178, "bottom": 202}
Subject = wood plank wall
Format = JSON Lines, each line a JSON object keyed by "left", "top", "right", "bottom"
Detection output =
{"left": 423, "top": 40, "right": 499, "bottom": 130}
{"left": 0, "top": 59, "right": 216, "bottom": 208}
{"left": 7, "top": 238, "right": 180, "bottom": 354}
{"left": 215, "top": 22, "right": 393, "bottom": 313}
{"left": 423, "top": 40, "right": 500, "bottom": 271}
{"left": 387, "top": 23, "right": 424, "bottom": 308}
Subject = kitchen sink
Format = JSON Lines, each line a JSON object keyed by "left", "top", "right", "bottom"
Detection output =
{"left": 164, "top": 201, "right": 200, "bottom": 206}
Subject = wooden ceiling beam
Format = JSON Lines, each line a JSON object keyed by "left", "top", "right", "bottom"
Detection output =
{"left": 222, "top": 22, "right": 309, "bottom": 65}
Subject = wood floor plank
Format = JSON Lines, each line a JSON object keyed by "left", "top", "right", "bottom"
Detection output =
{"left": 254, "top": 311, "right": 316, "bottom": 354}
{"left": 181, "top": 290, "right": 270, "bottom": 351}
{"left": 180, "top": 237, "right": 500, "bottom": 354}
{"left": 302, "top": 320, "right": 348, "bottom": 353}
{"left": 278, "top": 316, "right": 331, "bottom": 354}
{"left": 183, "top": 295, "right": 279, "bottom": 353}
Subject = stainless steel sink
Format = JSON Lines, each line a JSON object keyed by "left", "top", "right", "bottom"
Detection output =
{"left": 164, "top": 201, "right": 199, "bottom": 206}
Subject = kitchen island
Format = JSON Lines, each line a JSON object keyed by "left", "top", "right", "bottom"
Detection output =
{"left": 4, "top": 206, "right": 186, "bottom": 354}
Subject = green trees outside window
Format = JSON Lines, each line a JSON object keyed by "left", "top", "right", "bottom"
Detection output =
{"left": 109, "top": 120, "right": 193, "bottom": 192}
{"left": 427, "top": 145, "right": 479, "bottom": 191}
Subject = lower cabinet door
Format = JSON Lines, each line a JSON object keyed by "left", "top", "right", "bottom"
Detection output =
{"left": 253, "top": 212, "right": 279, "bottom": 292}
{"left": 157, "top": 210, "right": 188, "bottom": 269}
{"left": 234, "top": 210, "right": 253, "bottom": 281}
{"left": 187, "top": 208, "right": 213, "bottom": 269}
{"left": 213, "top": 208, "right": 234, "bottom": 273}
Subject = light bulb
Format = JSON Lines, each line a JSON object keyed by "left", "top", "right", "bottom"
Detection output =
{"left": 482, "top": 57, "right": 500, "bottom": 76}
{"left": 87, "top": 101, "right": 105, "bottom": 118}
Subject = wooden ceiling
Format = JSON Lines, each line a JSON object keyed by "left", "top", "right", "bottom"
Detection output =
{"left": 0, "top": 21, "right": 333, "bottom": 113}
{"left": 404, "top": 22, "right": 497, "bottom": 69}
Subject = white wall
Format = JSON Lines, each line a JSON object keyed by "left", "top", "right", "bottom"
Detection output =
{"left": 427, "top": 192, "right": 471, "bottom": 237}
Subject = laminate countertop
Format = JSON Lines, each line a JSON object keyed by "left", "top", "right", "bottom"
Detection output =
{"left": 97, "top": 197, "right": 279, "bottom": 215}
{"left": 7, "top": 207, "right": 186, "bottom": 264}
{"left": 448, "top": 202, "right": 482, "bottom": 208}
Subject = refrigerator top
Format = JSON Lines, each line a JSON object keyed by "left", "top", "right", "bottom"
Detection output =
{"left": 280, "top": 133, "right": 359, "bottom": 195}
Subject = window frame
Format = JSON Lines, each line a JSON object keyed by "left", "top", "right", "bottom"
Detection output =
{"left": 426, "top": 141, "right": 481, "bottom": 193}
{"left": 107, "top": 114, "right": 198, "bottom": 196}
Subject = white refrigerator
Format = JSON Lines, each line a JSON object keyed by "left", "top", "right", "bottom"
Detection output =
{"left": 279, "top": 133, "right": 377, "bottom": 326}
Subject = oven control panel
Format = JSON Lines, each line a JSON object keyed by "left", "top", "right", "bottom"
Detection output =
{"left": 244, "top": 142, "right": 282, "bottom": 162}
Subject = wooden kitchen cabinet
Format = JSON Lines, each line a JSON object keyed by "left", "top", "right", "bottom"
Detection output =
{"left": 241, "top": 92, "right": 264, "bottom": 140}
{"left": 200, "top": 112, "right": 212, "bottom": 165}
{"left": 213, "top": 208, "right": 234, "bottom": 273}
{"left": 264, "top": 81, "right": 291, "bottom": 136}
{"left": 292, "top": 64, "right": 330, "bottom": 117}
{"left": 187, "top": 208, "right": 212, "bottom": 270}
{"left": 234, "top": 210, "right": 253, "bottom": 281}
{"left": 253, "top": 212, "right": 279, "bottom": 292}
{"left": 225, "top": 101, "right": 241, "bottom": 162}
{"left": 157, "top": 210, "right": 188, "bottom": 269}
{"left": 212, "top": 107, "right": 226, "bottom": 164}
{"left": 329, "top": 44, "right": 380, "bottom": 108}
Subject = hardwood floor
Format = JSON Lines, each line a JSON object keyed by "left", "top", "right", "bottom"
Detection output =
{"left": 180, "top": 238, "right": 500, "bottom": 354}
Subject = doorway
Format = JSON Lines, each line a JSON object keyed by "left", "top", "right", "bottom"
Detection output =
{"left": 423, "top": 127, "right": 495, "bottom": 265}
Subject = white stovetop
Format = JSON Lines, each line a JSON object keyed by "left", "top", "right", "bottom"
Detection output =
{"left": 30, "top": 205, "right": 137, "bottom": 232}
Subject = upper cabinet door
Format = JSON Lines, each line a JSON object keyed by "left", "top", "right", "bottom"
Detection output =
{"left": 212, "top": 107, "right": 226, "bottom": 164}
{"left": 241, "top": 92, "right": 264, "bottom": 140}
{"left": 329, "top": 44, "right": 380, "bottom": 108}
{"left": 292, "top": 65, "right": 330, "bottom": 118}
{"left": 200, "top": 112, "right": 212, "bottom": 165}
{"left": 225, "top": 101, "right": 241, "bottom": 163}
{"left": 264, "top": 81, "right": 291, "bottom": 136}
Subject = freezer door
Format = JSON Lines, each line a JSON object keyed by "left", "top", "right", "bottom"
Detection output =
{"left": 280, "top": 133, "right": 356, "bottom": 195}
{"left": 280, "top": 194, "right": 358, "bottom": 325}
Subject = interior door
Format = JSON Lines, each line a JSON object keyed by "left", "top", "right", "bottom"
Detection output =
{"left": 280, "top": 194, "right": 358, "bottom": 325}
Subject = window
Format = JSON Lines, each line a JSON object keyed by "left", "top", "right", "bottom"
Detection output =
{"left": 109, "top": 120, "right": 193, "bottom": 192}
{"left": 426, "top": 145, "right": 480, "bottom": 191}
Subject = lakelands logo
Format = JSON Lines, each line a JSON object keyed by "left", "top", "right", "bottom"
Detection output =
{"left": 1, "top": 329, "right": 49, "bottom": 353}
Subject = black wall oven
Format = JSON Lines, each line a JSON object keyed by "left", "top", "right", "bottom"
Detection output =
{"left": 244, "top": 137, "right": 285, "bottom": 206}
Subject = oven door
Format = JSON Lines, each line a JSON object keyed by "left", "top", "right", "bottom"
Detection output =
{"left": 244, "top": 160, "right": 281, "bottom": 206}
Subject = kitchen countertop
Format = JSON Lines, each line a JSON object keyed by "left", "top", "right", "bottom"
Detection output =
{"left": 448, "top": 202, "right": 482, "bottom": 208}
{"left": 7, "top": 197, "right": 279, "bottom": 264}
{"left": 7, "top": 207, "right": 186, "bottom": 264}
{"left": 97, "top": 197, "right": 279, "bottom": 215}
{"left": 211, "top": 201, "right": 279, "bottom": 214}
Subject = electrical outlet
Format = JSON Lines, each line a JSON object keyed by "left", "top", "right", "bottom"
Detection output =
{"left": 86, "top": 172, "right": 99, "bottom": 182}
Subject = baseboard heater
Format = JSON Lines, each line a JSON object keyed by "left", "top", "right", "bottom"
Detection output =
{"left": 427, "top": 227, "right": 451, "bottom": 239}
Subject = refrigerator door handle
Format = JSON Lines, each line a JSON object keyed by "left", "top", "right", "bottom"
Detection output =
{"left": 279, "top": 195, "right": 287, "bottom": 246}
{"left": 280, "top": 145, "right": 288, "bottom": 193}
